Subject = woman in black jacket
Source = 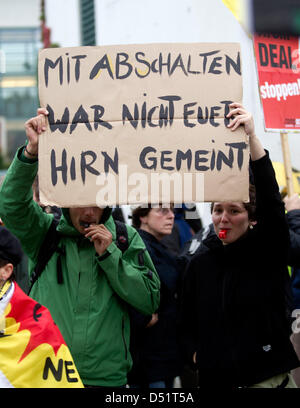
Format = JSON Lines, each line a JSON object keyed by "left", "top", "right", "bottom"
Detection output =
{"left": 180, "top": 103, "right": 300, "bottom": 388}
{"left": 128, "top": 205, "right": 183, "bottom": 388}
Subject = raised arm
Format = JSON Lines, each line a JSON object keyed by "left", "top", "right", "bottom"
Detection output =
{"left": 227, "top": 102, "right": 265, "bottom": 161}
{"left": 0, "top": 109, "right": 52, "bottom": 261}
{"left": 24, "top": 108, "right": 48, "bottom": 158}
{"left": 227, "top": 103, "right": 289, "bottom": 259}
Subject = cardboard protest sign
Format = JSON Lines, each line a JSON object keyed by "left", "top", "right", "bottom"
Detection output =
{"left": 253, "top": 33, "right": 300, "bottom": 132}
{"left": 38, "top": 43, "right": 248, "bottom": 207}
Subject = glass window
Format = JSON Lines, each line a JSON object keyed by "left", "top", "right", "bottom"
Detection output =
{"left": 0, "top": 28, "right": 40, "bottom": 159}
{"left": 1, "top": 86, "right": 37, "bottom": 119}
{"left": 0, "top": 28, "right": 40, "bottom": 76}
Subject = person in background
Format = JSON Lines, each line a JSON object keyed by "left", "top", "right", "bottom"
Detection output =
{"left": 128, "top": 204, "right": 183, "bottom": 388}
{"left": 180, "top": 103, "right": 299, "bottom": 388}
{"left": 284, "top": 193, "right": 300, "bottom": 309}
{"left": 284, "top": 193, "right": 300, "bottom": 387}
{"left": 161, "top": 204, "right": 202, "bottom": 256}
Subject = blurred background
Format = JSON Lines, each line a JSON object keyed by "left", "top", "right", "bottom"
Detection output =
{"left": 0, "top": 0, "right": 300, "bottom": 225}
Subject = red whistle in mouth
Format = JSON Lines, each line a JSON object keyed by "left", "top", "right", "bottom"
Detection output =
{"left": 219, "top": 229, "right": 227, "bottom": 239}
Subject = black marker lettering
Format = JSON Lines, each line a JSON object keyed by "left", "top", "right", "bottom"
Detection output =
{"left": 216, "top": 147, "right": 234, "bottom": 171}
{"left": 197, "top": 106, "right": 209, "bottom": 124}
{"left": 101, "top": 148, "right": 119, "bottom": 174}
{"left": 47, "top": 104, "right": 69, "bottom": 133}
{"left": 176, "top": 149, "right": 192, "bottom": 171}
{"left": 195, "top": 150, "right": 209, "bottom": 171}
{"left": 225, "top": 142, "right": 247, "bottom": 170}
{"left": 44, "top": 56, "right": 63, "bottom": 87}
{"left": 91, "top": 105, "right": 112, "bottom": 130}
{"left": 80, "top": 151, "right": 100, "bottom": 184}
{"left": 209, "top": 106, "right": 221, "bottom": 127}
{"left": 135, "top": 52, "right": 151, "bottom": 78}
{"left": 122, "top": 103, "right": 139, "bottom": 129}
{"left": 225, "top": 52, "right": 241, "bottom": 75}
{"left": 70, "top": 105, "right": 92, "bottom": 134}
{"left": 199, "top": 50, "right": 219, "bottom": 74}
{"left": 116, "top": 52, "right": 133, "bottom": 79}
{"left": 51, "top": 149, "right": 68, "bottom": 186}
{"left": 139, "top": 146, "right": 157, "bottom": 170}
{"left": 184, "top": 102, "right": 197, "bottom": 127}
{"left": 208, "top": 56, "right": 222, "bottom": 74}
{"left": 161, "top": 151, "right": 174, "bottom": 170}
{"left": 72, "top": 55, "right": 87, "bottom": 82}
{"left": 90, "top": 54, "right": 114, "bottom": 80}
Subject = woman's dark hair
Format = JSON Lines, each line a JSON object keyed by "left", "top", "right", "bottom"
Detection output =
{"left": 0, "top": 259, "right": 8, "bottom": 268}
{"left": 243, "top": 184, "right": 256, "bottom": 221}
{"left": 211, "top": 184, "right": 257, "bottom": 221}
{"left": 131, "top": 205, "right": 152, "bottom": 229}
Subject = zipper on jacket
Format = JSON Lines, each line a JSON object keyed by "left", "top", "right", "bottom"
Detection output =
{"left": 121, "top": 316, "right": 128, "bottom": 360}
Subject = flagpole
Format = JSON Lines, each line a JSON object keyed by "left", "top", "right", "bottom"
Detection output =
{"left": 280, "top": 131, "right": 294, "bottom": 197}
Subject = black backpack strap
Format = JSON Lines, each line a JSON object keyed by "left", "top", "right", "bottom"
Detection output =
{"left": 114, "top": 219, "right": 148, "bottom": 267}
{"left": 28, "top": 217, "right": 61, "bottom": 295}
{"left": 114, "top": 220, "right": 129, "bottom": 254}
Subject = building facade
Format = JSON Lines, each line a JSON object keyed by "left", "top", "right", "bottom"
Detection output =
{"left": 0, "top": 0, "right": 41, "bottom": 159}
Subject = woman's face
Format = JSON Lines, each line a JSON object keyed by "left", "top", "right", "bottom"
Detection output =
{"left": 212, "top": 201, "right": 252, "bottom": 244}
{"left": 140, "top": 207, "right": 174, "bottom": 241}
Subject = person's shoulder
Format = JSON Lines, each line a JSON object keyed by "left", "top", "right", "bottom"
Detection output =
{"left": 117, "top": 222, "right": 149, "bottom": 249}
{"left": 123, "top": 222, "right": 140, "bottom": 239}
{"left": 188, "top": 232, "right": 220, "bottom": 263}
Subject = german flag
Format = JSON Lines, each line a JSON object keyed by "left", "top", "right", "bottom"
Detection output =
{"left": 0, "top": 281, "right": 83, "bottom": 388}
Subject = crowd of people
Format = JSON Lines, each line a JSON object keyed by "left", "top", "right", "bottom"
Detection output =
{"left": 0, "top": 103, "right": 300, "bottom": 388}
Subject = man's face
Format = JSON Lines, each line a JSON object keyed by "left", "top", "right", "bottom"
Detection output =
{"left": 69, "top": 207, "right": 104, "bottom": 234}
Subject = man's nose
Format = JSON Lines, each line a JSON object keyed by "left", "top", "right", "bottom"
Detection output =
{"left": 83, "top": 207, "right": 96, "bottom": 217}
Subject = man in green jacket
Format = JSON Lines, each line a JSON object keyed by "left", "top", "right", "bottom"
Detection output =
{"left": 0, "top": 109, "right": 160, "bottom": 387}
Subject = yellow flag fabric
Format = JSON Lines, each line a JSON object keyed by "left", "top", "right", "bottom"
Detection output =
{"left": 222, "top": 0, "right": 241, "bottom": 21}
{"left": 0, "top": 282, "right": 83, "bottom": 388}
{"left": 222, "top": 0, "right": 250, "bottom": 34}
{"left": 273, "top": 161, "right": 300, "bottom": 194}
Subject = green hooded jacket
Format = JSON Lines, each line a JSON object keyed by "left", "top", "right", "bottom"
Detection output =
{"left": 0, "top": 147, "right": 160, "bottom": 386}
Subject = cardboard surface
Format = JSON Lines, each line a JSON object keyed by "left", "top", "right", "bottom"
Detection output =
{"left": 38, "top": 43, "right": 248, "bottom": 207}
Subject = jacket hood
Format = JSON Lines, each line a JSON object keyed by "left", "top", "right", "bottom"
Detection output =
{"left": 57, "top": 207, "right": 112, "bottom": 237}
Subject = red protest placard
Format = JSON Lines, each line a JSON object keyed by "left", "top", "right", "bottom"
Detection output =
{"left": 253, "top": 33, "right": 300, "bottom": 132}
